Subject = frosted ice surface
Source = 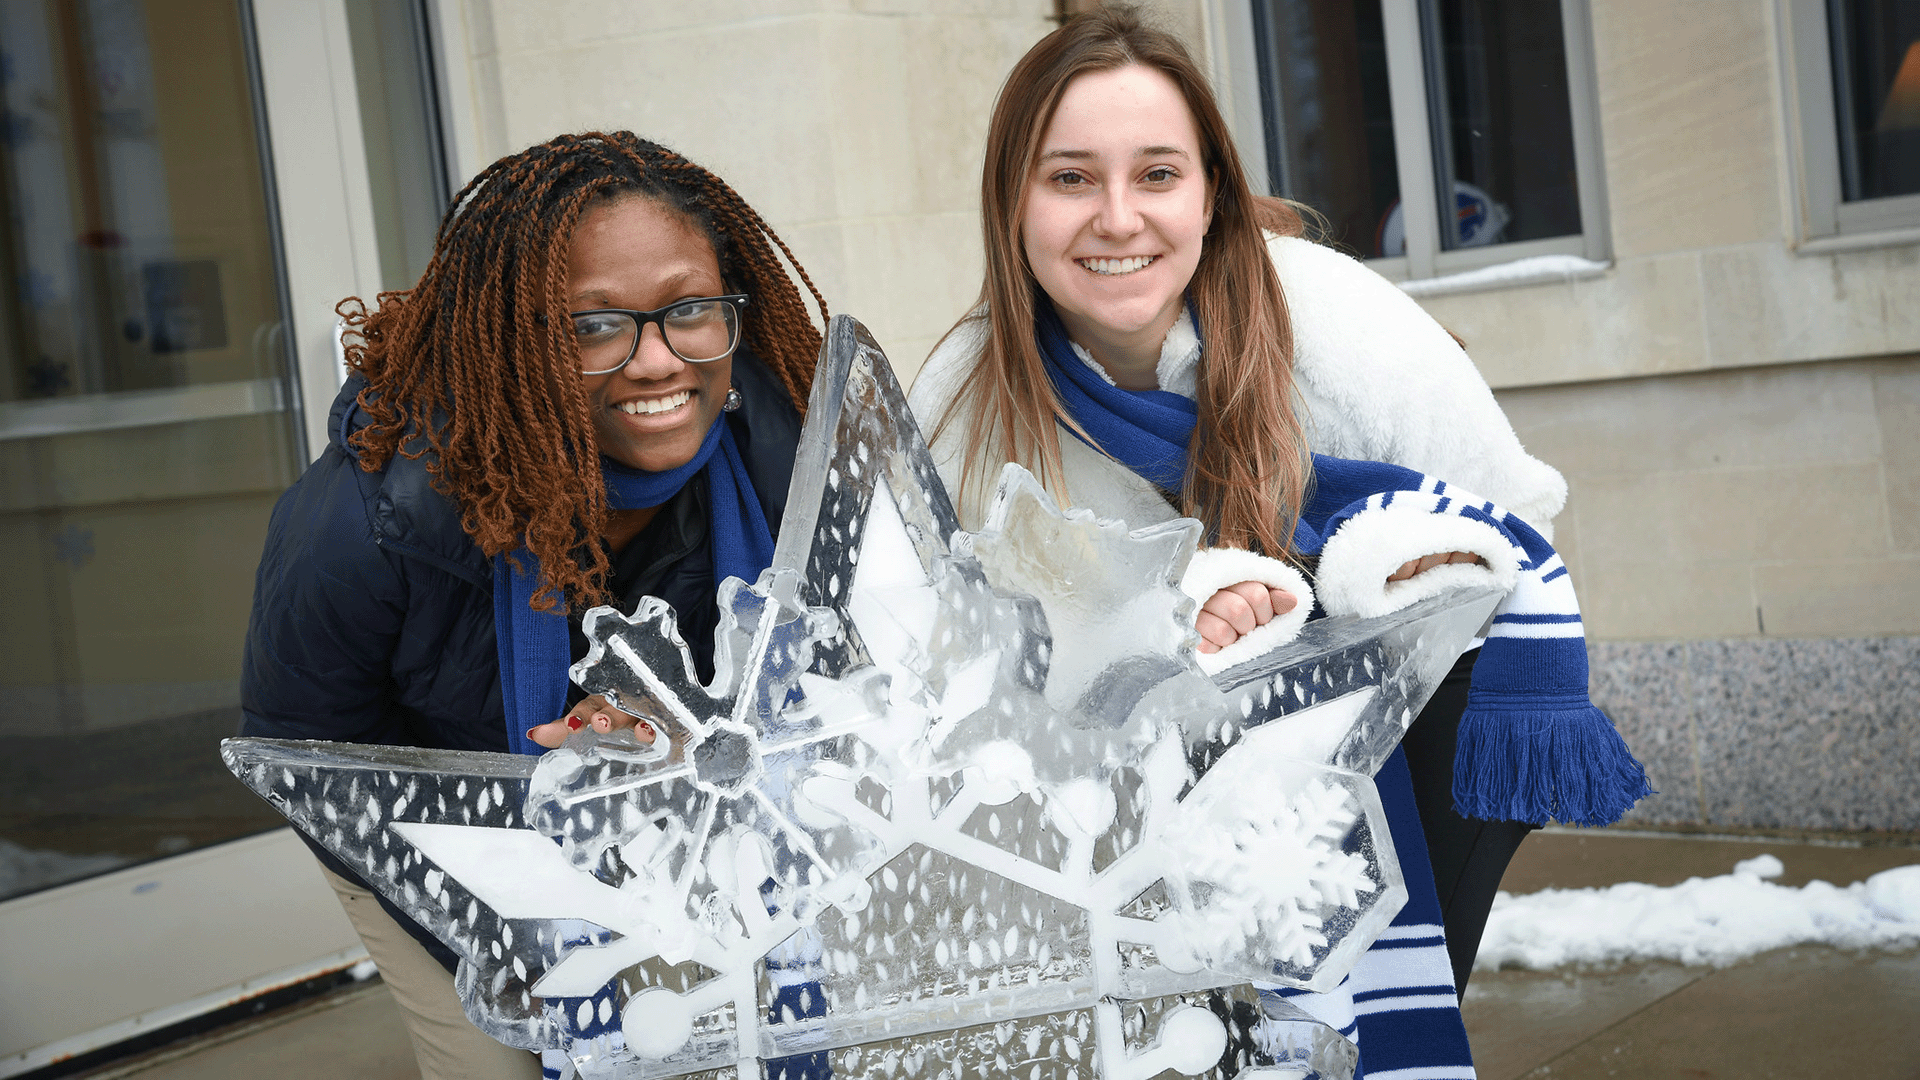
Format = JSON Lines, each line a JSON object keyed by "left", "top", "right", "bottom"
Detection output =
{"left": 224, "top": 316, "right": 1500, "bottom": 1079}
{"left": 1248, "top": 993, "right": 1363, "bottom": 1080}
{"left": 960, "top": 468, "right": 1203, "bottom": 722}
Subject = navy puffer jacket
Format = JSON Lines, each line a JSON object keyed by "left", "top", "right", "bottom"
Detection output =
{"left": 240, "top": 350, "right": 802, "bottom": 751}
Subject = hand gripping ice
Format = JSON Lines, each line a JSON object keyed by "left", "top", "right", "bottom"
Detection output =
{"left": 223, "top": 316, "right": 1500, "bottom": 1080}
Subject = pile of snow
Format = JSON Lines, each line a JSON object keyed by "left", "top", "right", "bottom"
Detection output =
{"left": 1476, "top": 853, "right": 1920, "bottom": 971}
{"left": 0, "top": 838, "right": 133, "bottom": 900}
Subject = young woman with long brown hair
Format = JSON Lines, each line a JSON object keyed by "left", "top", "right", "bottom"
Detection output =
{"left": 908, "top": 8, "right": 1647, "bottom": 1076}
{"left": 240, "top": 132, "right": 824, "bottom": 1079}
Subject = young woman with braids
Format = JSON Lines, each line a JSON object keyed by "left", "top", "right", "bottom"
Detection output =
{"left": 907, "top": 8, "right": 1648, "bottom": 1077}
{"left": 240, "top": 132, "right": 825, "bottom": 1079}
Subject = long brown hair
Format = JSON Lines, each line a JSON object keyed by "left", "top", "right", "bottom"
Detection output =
{"left": 341, "top": 132, "right": 826, "bottom": 612}
{"left": 940, "top": 3, "right": 1311, "bottom": 556}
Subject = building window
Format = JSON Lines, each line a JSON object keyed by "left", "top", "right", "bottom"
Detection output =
{"left": 1788, "top": 0, "right": 1920, "bottom": 239}
{"left": 1246, "top": 0, "right": 1608, "bottom": 278}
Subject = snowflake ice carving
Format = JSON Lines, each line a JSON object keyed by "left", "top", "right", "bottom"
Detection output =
{"left": 224, "top": 316, "right": 1500, "bottom": 1079}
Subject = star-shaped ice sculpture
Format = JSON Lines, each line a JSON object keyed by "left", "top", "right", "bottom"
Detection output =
{"left": 225, "top": 316, "right": 1500, "bottom": 1080}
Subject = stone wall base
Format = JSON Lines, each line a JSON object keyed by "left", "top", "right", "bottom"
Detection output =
{"left": 1589, "top": 636, "right": 1920, "bottom": 832}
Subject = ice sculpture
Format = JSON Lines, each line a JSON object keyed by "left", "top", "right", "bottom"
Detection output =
{"left": 224, "top": 316, "right": 1500, "bottom": 1079}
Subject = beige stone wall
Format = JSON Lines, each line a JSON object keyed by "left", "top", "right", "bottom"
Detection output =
{"left": 1496, "top": 357, "right": 1920, "bottom": 643}
{"left": 435, "top": 0, "right": 1059, "bottom": 377}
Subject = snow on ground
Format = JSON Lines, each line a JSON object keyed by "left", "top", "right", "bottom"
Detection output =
{"left": 0, "top": 838, "right": 133, "bottom": 901}
{"left": 1476, "top": 853, "right": 1920, "bottom": 971}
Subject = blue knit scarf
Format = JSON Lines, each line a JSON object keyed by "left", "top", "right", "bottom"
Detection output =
{"left": 493, "top": 417, "right": 774, "bottom": 756}
{"left": 1035, "top": 300, "right": 1198, "bottom": 492}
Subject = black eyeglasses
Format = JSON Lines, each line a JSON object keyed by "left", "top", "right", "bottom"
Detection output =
{"left": 569, "top": 294, "right": 748, "bottom": 374}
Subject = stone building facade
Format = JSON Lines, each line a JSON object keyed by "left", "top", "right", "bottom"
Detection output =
{"left": 422, "top": 0, "right": 1919, "bottom": 833}
{"left": 4, "top": 0, "right": 1915, "bottom": 1067}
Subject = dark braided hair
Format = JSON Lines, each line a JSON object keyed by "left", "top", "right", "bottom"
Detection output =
{"left": 339, "top": 132, "right": 827, "bottom": 613}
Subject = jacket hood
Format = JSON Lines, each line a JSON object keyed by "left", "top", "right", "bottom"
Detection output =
{"left": 327, "top": 373, "right": 371, "bottom": 455}
{"left": 328, "top": 374, "right": 438, "bottom": 462}
{"left": 331, "top": 376, "right": 491, "bottom": 587}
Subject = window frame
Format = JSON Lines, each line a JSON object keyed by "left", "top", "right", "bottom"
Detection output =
{"left": 1781, "top": 0, "right": 1920, "bottom": 244}
{"left": 1224, "top": 0, "right": 1611, "bottom": 279}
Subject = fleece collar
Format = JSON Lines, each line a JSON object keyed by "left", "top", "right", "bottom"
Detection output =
{"left": 1065, "top": 307, "right": 1203, "bottom": 398}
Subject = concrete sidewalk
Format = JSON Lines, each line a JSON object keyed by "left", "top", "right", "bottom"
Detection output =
{"left": 72, "top": 829, "right": 1920, "bottom": 1080}
{"left": 1465, "top": 828, "right": 1920, "bottom": 1080}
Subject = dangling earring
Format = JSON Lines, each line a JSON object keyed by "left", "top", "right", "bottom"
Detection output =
{"left": 722, "top": 387, "right": 743, "bottom": 413}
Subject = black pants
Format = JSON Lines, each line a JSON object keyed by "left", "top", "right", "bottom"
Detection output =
{"left": 1398, "top": 647, "right": 1533, "bottom": 998}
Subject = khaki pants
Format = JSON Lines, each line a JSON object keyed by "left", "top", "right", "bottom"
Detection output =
{"left": 319, "top": 863, "right": 543, "bottom": 1080}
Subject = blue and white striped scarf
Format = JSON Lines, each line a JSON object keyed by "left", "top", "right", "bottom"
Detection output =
{"left": 1038, "top": 299, "right": 1650, "bottom": 1079}
{"left": 1266, "top": 749, "right": 1473, "bottom": 1080}
{"left": 1303, "top": 458, "right": 1652, "bottom": 828}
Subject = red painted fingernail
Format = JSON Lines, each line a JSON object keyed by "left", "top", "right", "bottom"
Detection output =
{"left": 524, "top": 728, "right": 540, "bottom": 740}
{"left": 566, "top": 716, "right": 583, "bottom": 730}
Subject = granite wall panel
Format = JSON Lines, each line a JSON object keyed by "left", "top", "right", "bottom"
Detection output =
{"left": 1586, "top": 636, "right": 1920, "bottom": 832}
{"left": 1588, "top": 641, "right": 1701, "bottom": 825}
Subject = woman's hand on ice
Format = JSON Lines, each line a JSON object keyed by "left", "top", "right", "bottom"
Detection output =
{"left": 526, "top": 694, "right": 656, "bottom": 749}
{"left": 1387, "top": 550, "right": 1483, "bottom": 582}
{"left": 1196, "top": 581, "right": 1299, "bottom": 654}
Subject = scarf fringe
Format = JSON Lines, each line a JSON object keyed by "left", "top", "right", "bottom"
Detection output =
{"left": 1453, "top": 697, "right": 1656, "bottom": 827}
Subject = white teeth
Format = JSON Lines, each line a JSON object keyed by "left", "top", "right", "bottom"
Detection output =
{"left": 617, "top": 391, "right": 691, "bottom": 416}
{"left": 1079, "top": 256, "right": 1155, "bottom": 276}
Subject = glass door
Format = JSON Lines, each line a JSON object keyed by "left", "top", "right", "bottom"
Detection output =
{"left": 0, "top": 0, "right": 453, "bottom": 1071}
{"left": 0, "top": 0, "right": 301, "bottom": 902}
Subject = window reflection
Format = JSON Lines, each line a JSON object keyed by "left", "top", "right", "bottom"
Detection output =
{"left": 1, "top": 0, "right": 450, "bottom": 904}
{"left": 1421, "top": 0, "right": 1584, "bottom": 251}
{"left": 2, "top": 0, "right": 452, "bottom": 903}
{"left": 0, "top": 0, "right": 297, "bottom": 901}
{"left": 1254, "top": 0, "right": 1590, "bottom": 259}
{"left": 0, "top": 0, "right": 289, "bottom": 398}
{"left": 1830, "top": 0, "right": 1920, "bottom": 203}
{"left": 1252, "top": 0, "right": 1402, "bottom": 257}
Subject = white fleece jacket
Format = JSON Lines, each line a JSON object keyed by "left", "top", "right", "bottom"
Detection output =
{"left": 907, "top": 235, "right": 1565, "bottom": 540}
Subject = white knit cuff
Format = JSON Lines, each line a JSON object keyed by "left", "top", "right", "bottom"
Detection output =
{"left": 1179, "top": 548, "right": 1315, "bottom": 675}
{"left": 1314, "top": 506, "right": 1519, "bottom": 619}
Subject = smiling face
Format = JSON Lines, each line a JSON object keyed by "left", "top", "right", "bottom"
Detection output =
{"left": 569, "top": 195, "right": 734, "bottom": 473}
{"left": 1021, "top": 64, "right": 1213, "bottom": 386}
